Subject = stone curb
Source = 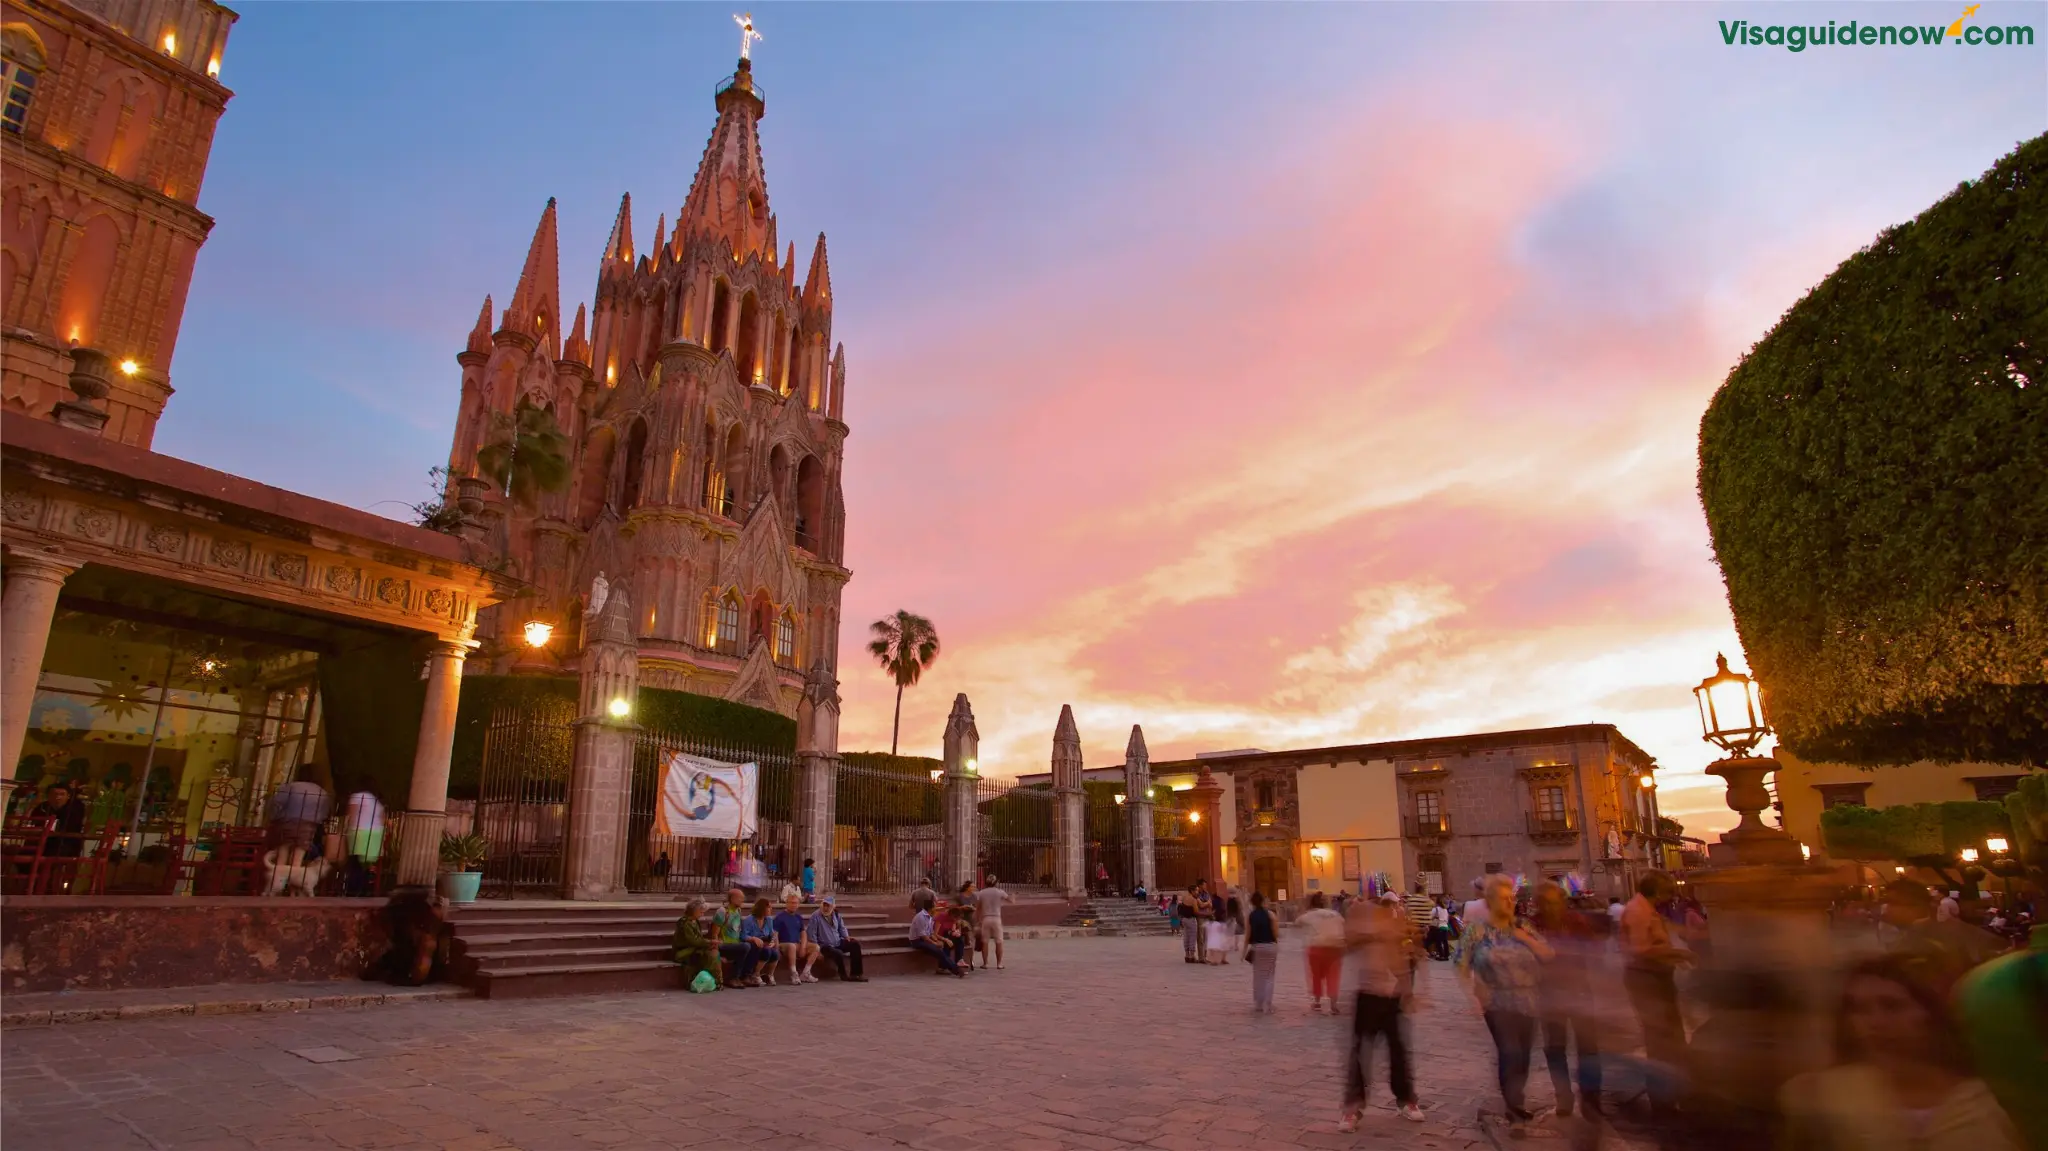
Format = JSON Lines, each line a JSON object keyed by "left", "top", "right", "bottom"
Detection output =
{"left": 2, "top": 985, "right": 470, "bottom": 1028}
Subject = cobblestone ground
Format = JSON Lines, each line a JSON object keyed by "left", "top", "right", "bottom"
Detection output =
{"left": 2, "top": 935, "right": 1655, "bottom": 1150}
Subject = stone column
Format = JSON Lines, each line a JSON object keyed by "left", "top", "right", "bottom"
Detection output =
{"left": 940, "top": 693, "right": 980, "bottom": 892}
{"left": 1, "top": 547, "right": 77, "bottom": 790}
{"left": 1191, "top": 764, "right": 1225, "bottom": 897}
{"left": 1125, "top": 724, "right": 1156, "bottom": 894}
{"left": 1051, "top": 705, "right": 1086, "bottom": 898}
{"left": 394, "top": 638, "right": 471, "bottom": 886}
{"left": 562, "top": 584, "right": 638, "bottom": 899}
{"left": 794, "top": 663, "right": 842, "bottom": 897}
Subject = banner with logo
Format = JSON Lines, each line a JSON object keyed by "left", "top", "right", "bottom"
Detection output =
{"left": 655, "top": 753, "right": 758, "bottom": 840}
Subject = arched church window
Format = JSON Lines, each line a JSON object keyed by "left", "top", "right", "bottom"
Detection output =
{"left": 775, "top": 612, "right": 796, "bottom": 665}
{"left": 1, "top": 24, "right": 45, "bottom": 135}
{"left": 735, "top": 292, "right": 760, "bottom": 385}
{"left": 717, "top": 594, "right": 741, "bottom": 652}
{"left": 709, "top": 280, "right": 731, "bottom": 354}
{"left": 620, "top": 419, "right": 649, "bottom": 508}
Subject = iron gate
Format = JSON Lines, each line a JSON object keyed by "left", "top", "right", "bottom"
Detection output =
{"left": 1154, "top": 796, "right": 1207, "bottom": 892}
{"left": 628, "top": 731, "right": 795, "bottom": 895}
{"left": 832, "top": 759, "right": 944, "bottom": 893}
{"left": 979, "top": 780, "right": 1056, "bottom": 890}
{"left": 1085, "top": 788, "right": 1130, "bottom": 897}
{"left": 474, "top": 699, "right": 576, "bottom": 897}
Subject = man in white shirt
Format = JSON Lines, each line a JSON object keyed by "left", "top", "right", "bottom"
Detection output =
{"left": 1461, "top": 879, "right": 1489, "bottom": 929}
{"left": 973, "top": 874, "right": 1011, "bottom": 970}
{"left": 1937, "top": 890, "right": 1962, "bottom": 922}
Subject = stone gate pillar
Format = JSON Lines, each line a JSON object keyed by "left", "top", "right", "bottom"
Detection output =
{"left": 1051, "top": 705, "right": 1086, "bottom": 898}
{"left": 940, "top": 693, "right": 980, "bottom": 892}
{"left": 1125, "top": 724, "right": 1156, "bottom": 895}
{"left": 1191, "top": 763, "right": 1225, "bottom": 898}
{"left": 794, "top": 664, "right": 841, "bottom": 897}
{"left": 561, "top": 584, "right": 638, "bottom": 900}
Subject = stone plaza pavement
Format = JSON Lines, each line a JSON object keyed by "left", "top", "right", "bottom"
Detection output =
{"left": 2, "top": 934, "right": 1654, "bottom": 1151}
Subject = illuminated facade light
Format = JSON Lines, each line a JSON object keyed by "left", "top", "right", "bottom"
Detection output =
{"left": 1988, "top": 837, "right": 2009, "bottom": 854}
{"left": 1960, "top": 847, "right": 1980, "bottom": 863}
{"left": 607, "top": 697, "right": 630, "bottom": 719}
{"left": 522, "top": 620, "right": 554, "bottom": 648}
{"left": 119, "top": 359, "right": 139, "bottom": 375}
{"left": 162, "top": 32, "right": 176, "bottom": 54}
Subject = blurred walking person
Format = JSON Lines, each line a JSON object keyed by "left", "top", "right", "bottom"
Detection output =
{"left": 1781, "top": 954, "right": 2022, "bottom": 1150}
{"left": 1299, "top": 891, "right": 1345, "bottom": 1013}
{"left": 1619, "top": 871, "right": 1693, "bottom": 1116}
{"left": 1533, "top": 880, "right": 1604, "bottom": 1120}
{"left": 1178, "top": 883, "right": 1203, "bottom": 963}
{"left": 1457, "top": 873, "right": 1552, "bottom": 1137}
{"left": 1339, "top": 891, "right": 1425, "bottom": 1131}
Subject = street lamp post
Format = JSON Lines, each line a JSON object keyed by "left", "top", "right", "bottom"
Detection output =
{"left": 1694, "top": 653, "right": 1801, "bottom": 867}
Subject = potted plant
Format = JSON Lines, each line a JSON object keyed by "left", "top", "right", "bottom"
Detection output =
{"left": 437, "top": 832, "right": 488, "bottom": 903}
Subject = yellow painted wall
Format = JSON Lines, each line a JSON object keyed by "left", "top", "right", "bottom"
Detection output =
{"left": 1296, "top": 837, "right": 1405, "bottom": 896}
{"left": 1777, "top": 748, "right": 2033, "bottom": 859}
{"left": 1296, "top": 759, "right": 1399, "bottom": 841}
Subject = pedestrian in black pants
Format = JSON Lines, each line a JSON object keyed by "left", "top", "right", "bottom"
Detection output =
{"left": 806, "top": 895, "right": 868, "bottom": 981}
{"left": 1339, "top": 894, "right": 1427, "bottom": 1130}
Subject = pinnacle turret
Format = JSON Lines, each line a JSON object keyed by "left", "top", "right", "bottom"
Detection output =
{"left": 679, "top": 54, "right": 773, "bottom": 261}
{"left": 465, "top": 295, "right": 493, "bottom": 356}
{"left": 563, "top": 303, "right": 590, "bottom": 366}
{"left": 803, "top": 232, "right": 832, "bottom": 308}
{"left": 503, "top": 198, "right": 561, "bottom": 357}
{"left": 603, "top": 193, "right": 634, "bottom": 264}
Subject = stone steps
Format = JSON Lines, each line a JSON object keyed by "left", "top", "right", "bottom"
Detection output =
{"left": 446, "top": 903, "right": 949, "bottom": 998}
{"left": 1057, "top": 900, "right": 1179, "bottom": 936}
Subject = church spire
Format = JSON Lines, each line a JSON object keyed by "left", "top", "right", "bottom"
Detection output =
{"left": 603, "top": 192, "right": 634, "bottom": 265}
{"left": 466, "top": 295, "right": 493, "bottom": 356}
{"left": 563, "top": 303, "right": 590, "bottom": 366}
{"left": 803, "top": 232, "right": 831, "bottom": 308}
{"left": 650, "top": 213, "right": 667, "bottom": 267}
{"left": 503, "top": 197, "right": 562, "bottom": 357}
{"left": 679, "top": 55, "right": 771, "bottom": 260}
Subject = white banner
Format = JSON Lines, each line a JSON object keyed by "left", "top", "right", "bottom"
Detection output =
{"left": 655, "top": 753, "right": 758, "bottom": 840}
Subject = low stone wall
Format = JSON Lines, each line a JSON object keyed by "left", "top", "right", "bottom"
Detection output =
{"left": 1, "top": 896, "right": 389, "bottom": 993}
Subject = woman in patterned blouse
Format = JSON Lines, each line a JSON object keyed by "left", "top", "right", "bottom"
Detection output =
{"left": 1455, "top": 873, "right": 1554, "bottom": 1136}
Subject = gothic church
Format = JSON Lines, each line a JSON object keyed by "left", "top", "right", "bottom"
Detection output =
{"left": 443, "top": 54, "right": 848, "bottom": 718}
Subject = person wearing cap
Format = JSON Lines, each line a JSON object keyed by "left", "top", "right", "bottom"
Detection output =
{"left": 807, "top": 895, "right": 867, "bottom": 982}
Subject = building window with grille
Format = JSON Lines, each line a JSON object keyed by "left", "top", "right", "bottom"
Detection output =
{"left": 1416, "top": 790, "right": 1442, "bottom": 821}
{"left": 775, "top": 613, "right": 796, "bottom": 664}
{"left": 1967, "top": 776, "right": 2023, "bottom": 802}
{"left": 1255, "top": 779, "right": 1276, "bottom": 810}
{"left": 1535, "top": 786, "right": 1567, "bottom": 823}
{"left": 1815, "top": 782, "right": 1872, "bottom": 810}
{"left": 1, "top": 25, "right": 44, "bottom": 136}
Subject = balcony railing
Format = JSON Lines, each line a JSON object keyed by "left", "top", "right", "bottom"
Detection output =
{"left": 1526, "top": 813, "right": 1577, "bottom": 837}
{"left": 1402, "top": 814, "right": 1452, "bottom": 838}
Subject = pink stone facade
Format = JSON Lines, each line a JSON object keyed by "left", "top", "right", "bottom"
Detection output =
{"left": 444, "top": 58, "right": 850, "bottom": 720}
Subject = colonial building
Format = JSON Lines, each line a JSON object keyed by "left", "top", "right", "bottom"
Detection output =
{"left": 443, "top": 53, "right": 850, "bottom": 721}
{"left": 2, "top": 0, "right": 235, "bottom": 446}
{"left": 1, "top": 0, "right": 513, "bottom": 890}
{"left": 1142, "top": 723, "right": 1674, "bottom": 904}
{"left": 1775, "top": 749, "right": 2040, "bottom": 862}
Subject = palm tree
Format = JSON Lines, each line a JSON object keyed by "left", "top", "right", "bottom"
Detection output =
{"left": 867, "top": 611, "right": 940, "bottom": 756}
{"left": 475, "top": 404, "right": 571, "bottom": 509}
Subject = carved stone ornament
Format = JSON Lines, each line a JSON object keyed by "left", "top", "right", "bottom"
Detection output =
{"left": 375, "top": 576, "right": 408, "bottom": 606}
{"left": 210, "top": 538, "right": 250, "bottom": 568}
{"left": 424, "top": 588, "right": 455, "bottom": 615}
{"left": 322, "top": 565, "right": 356, "bottom": 593}
{"left": 3, "top": 493, "right": 41, "bottom": 525}
{"left": 71, "top": 505, "right": 116, "bottom": 541}
{"left": 271, "top": 554, "right": 309, "bottom": 583}
{"left": 145, "top": 524, "right": 186, "bottom": 555}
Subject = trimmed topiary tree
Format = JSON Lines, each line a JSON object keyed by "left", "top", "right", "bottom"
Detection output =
{"left": 1699, "top": 134, "right": 2048, "bottom": 765}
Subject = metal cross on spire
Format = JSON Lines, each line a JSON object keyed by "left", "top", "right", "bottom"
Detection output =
{"left": 734, "top": 12, "right": 761, "bottom": 61}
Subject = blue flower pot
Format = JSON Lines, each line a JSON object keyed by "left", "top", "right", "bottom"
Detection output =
{"left": 437, "top": 871, "right": 482, "bottom": 903}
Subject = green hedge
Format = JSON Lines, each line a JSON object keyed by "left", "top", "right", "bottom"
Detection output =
{"left": 446, "top": 675, "right": 796, "bottom": 800}
{"left": 840, "top": 751, "right": 943, "bottom": 777}
{"left": 1819, "top": 799, "right": 2011, "bottom": 861}
{"left": 1698, "top": 134, "right": 2048, "bottom": 765}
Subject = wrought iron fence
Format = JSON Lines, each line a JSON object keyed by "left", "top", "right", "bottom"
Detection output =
{"left": 474, "top": 699, "right": 575, "bottom": 897}
{"left": 628, "top": 730, "right": 795, "bottom": 895}
{"left": 979, "top": 779, "right": 1056, "bottom": 890}
{"left": 833, "top": 758, "right": 944, "bottom": 893}
{"left": 1153, "top": 793, "right": 1209, "bottom": 892}
{"left": 1085, "top": 790, "right": 1132, "bottom": 897}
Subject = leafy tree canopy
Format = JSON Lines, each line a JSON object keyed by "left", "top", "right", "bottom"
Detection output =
{"left": 1699, "top": 134, "right": 2047, "bottom": 765}
{"left": 1819, "top": 800, "right": 2010, "bottom": 863}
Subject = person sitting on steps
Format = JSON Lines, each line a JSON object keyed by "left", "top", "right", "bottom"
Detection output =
{"left": 772, "top": 891, "right": 821, "bottom": 985}
{"left": 807, "top": 894, "right": 867, "bottom": 981}
{"left": 741, "top": 897, "right": 781, "bottom": 986}
{"left": 909, "top": 899, "right": 965, "bottom": 977}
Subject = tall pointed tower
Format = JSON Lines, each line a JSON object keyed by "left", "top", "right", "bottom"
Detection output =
{"left": 442, "top": 47, "right": 851, "bottom": 726}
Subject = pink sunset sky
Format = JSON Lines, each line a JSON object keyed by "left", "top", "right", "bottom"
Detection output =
{"left": 163, "top": 5, "right": 2047, "bottom": 837}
